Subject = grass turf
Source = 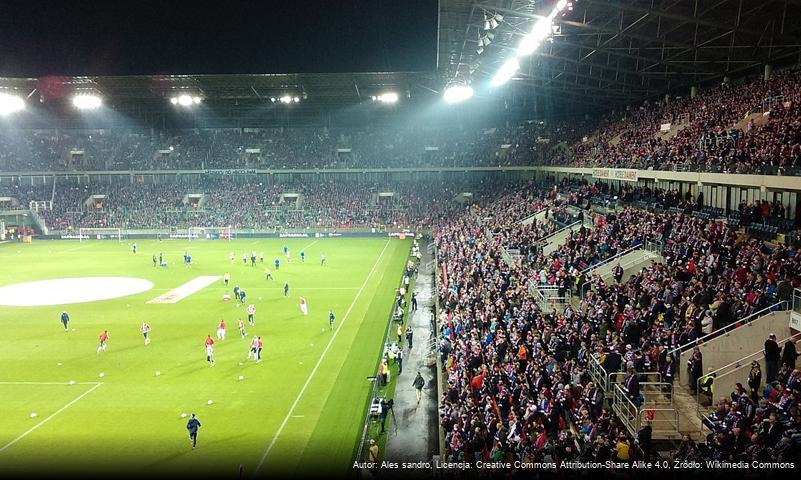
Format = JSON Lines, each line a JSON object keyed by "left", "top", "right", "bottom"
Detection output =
{"left": 0, "top": 237, "right": 410, "bottom": 476}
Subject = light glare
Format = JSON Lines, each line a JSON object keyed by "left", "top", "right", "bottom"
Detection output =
{"left": 443, "top": 86, "right": 474, "bottom": 104}
{"left": 0, "top": 93, "right": 25, "bottom": 115}
{"left": 373, "top": 92, "right": 399, "bottom": 104}
{"left": 72, "top": 94, "right": 102, "bottom": 110}
{"left": 491, "top": 58, "right": 519, "bottom": 87}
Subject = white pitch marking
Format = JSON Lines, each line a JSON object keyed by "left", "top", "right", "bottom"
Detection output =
{"left": 253, "top": 240, "right": 390, "bottom": 475}
{"left": 0, "top": 383, "right": 103, "bottom": 454}
{"left": 147, "top": 275, "right": 221, "bottom": 304}
{"left": 0, "top": 381, "right": 102, "bottom": 385}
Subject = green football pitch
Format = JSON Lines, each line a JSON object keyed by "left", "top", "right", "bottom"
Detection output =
{"left": 0, "top": 237, "right": 411, "bottom": 476}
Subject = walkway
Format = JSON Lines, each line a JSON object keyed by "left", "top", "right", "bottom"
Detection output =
{"left": 383, "top": 244, "right": 438, "bottom": 467}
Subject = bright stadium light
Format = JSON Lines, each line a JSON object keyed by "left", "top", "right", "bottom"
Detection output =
{"left": 169, "top": 94, "right": 202, "bottom": 107}
{"left": 491, "top": 58, "right": 519, "bottom": 87}
{"left": 556, "top": 0, "right": 568, "bottom": 11}
{"left": 279, "top": 95, "right": 293, "bottom": 104}
{"left": 372, "top": 92, "right": 399, "bottom": 104}
{"left": 0, "top": 93, "right": 25, "bottom": 115}
{"left": 72, "top": 94, "right": 102, "bottom": 110}
{"left": 518, "top": 18, "right": 553, "bottom": 56}
{"left": 443, "top": 85, "right": 474, "bottom": 104}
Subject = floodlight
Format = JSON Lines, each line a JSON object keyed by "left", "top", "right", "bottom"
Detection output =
{"left": 177, "top": 94, "right": 194, "bottom": 106}
{"left": 270, "top": 97, "right": 276, "bottom": 102}
{"left": 489, "top": 18, "right": 499, "bottom": 29}
{"left": 476, "top": 46, "right": 484, "bottom": 55}
{"left": 0, "top": 93, "right": 25, "bottom": 115}
{"left": 72, "top": 94, "right": 102, "bottom": 110}
{"left": 192, "top": 96, "right": 202, "bottom": 104}
{"left": 293, "top": 96, "right": 300, "bottom": 103}
{"left": 491, "top": 58, "right": 519, "bottom": 87}
{"left": 279, "top": 95, "right": 293, "bottom": 104}
{"left": 443, "top": 85, "right": 474, "bottom": 104}
{"left": 557, "top": 0, "right": 568, "bottom": 11}
{"left": 380, "top": 92, "right": 399, "bottom": 103}
{"left": 170, "top": 97, "right": 179, "bottom": 105}
{"left": 484, "top": 18, "right": 491, "bottom": 30}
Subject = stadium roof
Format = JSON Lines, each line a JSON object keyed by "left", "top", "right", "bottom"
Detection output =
{"left": 439, "top": 0, "right": 801, "bottom": 110}
{"left": 1, "top": 0, "right": 800, "bottom": 119}
{"left": 0, "top": 72, "right": 439, "bottom": 106}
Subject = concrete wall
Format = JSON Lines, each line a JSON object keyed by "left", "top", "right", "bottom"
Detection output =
{"left": 584, "top": 248, "right": 661, "bottom": 283}
{"left": 678, "top": 311, "right": 792, "bottom": 387}
{"left": 519, "top": 209, "right": 548, "bottom": 226}
{"left": 711, "top": 337, "right": 801, "bottom": 405}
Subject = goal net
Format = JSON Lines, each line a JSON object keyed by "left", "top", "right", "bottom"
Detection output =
{"left": 188, "top": 226, "right": 234, "bottom": 241}
{"left": 77, "top": 227, "right": 123, "bottom": 242}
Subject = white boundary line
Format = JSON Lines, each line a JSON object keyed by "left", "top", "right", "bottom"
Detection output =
{"left": 0, "top": 382, "right": 103, "bottom": 454}
{"left": 0, "top": 381, "right": 101, "bottom": 385}
{"left": 253, "top": 240, "right": 390, "bottom": 475}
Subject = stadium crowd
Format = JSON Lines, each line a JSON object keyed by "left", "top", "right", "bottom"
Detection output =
{"left": 435, "top": 180, "right": 801, "bottom": 465}
{"left": 1, "top": 69, "right": 798, "bottom": 176}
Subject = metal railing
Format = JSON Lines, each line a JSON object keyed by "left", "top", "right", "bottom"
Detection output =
{"left": 578, "top": 242, "right": 643, "bottom": 275}
{"left": 694, "top": 335, "right": 801, "bottom": 423}
{"left": 612, "top": 384, "right": 680, "bottom": 439}
{"left": 668, "top": 300, "right": 788, "bottom": 359}
{"left": 643, "top": 239, "right": 663, "bottom": 256}
{"left": 536, "top": 220, "right": 579, "bottom": 246}
{"left": 528, "top": 284, "right": 570, "bottom": 313}
{"left": 588, "top": 354, "right": 662, "bottom": 397}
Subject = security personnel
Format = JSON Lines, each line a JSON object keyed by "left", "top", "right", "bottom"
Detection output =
{"left": 699, "top": 370, "right": 716, "bottom": 400}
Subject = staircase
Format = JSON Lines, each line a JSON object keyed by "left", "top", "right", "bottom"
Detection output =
{"left": 576, "top": 242, "right": 663, "bottom": 296}
{"left": 611, "top": 382, "right": 683, "bottom": 441}
{"left": 540, "top": 221, "right": 581, "bottom": 256}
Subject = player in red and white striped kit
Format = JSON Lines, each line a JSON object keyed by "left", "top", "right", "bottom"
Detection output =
{"left": 216, "top": 319, "right": 226, "bottom": 340}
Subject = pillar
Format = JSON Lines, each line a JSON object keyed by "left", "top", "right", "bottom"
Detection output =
{"left": 764, "top": 64, "right": 772, "bottom": 81}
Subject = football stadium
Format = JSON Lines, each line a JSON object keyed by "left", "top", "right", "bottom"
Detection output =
{"left": 2, "top": 0, "right": 801, "bottom": 478}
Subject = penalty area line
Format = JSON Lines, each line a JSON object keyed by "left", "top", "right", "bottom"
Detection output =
{"left": 0, "top": 382, "right": 103, "bottom": 454}
{"left": 253, "top": 240, "right": 390, "bottom": 475}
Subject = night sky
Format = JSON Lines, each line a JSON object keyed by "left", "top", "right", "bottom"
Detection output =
{"left": 0, "top": 0, "right": 439, "bottom": 77}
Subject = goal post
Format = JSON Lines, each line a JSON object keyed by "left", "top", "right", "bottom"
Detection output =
{"left": 77, "top": 227, "right": 123, "bottom": 242}
{"left": 188, "top": 226, "right": 234, "bottom": 241}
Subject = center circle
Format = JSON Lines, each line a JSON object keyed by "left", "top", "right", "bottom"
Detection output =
{"left": 0, "top": 277, "right": 155, "bottom": 306}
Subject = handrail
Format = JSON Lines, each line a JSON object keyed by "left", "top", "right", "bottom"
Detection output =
{"left": 638, "top": 408, "right": 680, "bottom": 436}
{"left": 516, "top": 207, "right": 548, "bottom": 224}
{"left": 695, "top": 335, "right": 801, "bottom": 420}
{"left": 667, "top": 301, "right": 787, "bottom": 357}
{"left": 579, "top": 242, "right": 644, "bottom": 275}
{"left": 536, "top": 220, "right": 579, "bottom": 245}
